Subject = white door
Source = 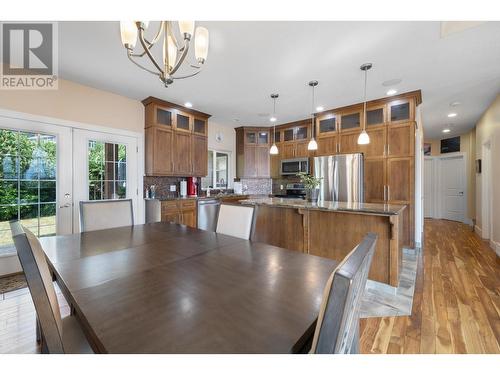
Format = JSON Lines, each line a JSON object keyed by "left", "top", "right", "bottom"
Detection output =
{"left": 423, "top": 158, "right": 435, "bottom": 218}
{"left": 0, "top": 117, "right": 72, "bottom": 256}
{"left": 439, "top": 155, "right": 466, "bottom": 222}
{"left": 72, "top": 129, "right": 139, "bottom": 233}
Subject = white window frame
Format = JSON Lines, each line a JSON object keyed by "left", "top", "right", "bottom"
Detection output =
{"left": 202, "top": 149, "right": 231, "bottom": 190}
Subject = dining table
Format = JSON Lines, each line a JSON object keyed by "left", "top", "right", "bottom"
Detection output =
{"left": 39, "top": 222, "right": 337, "bottom": 353}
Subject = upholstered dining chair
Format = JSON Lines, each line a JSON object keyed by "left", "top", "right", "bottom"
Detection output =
{"left": 310, "top": 232, "right": 378, "bottom": 354}
{"left": 79, "top": 199, "right": 134, "bottom": 232}
{"left": 10, "top": 221, "right": 93, "bottom": 353}
{"left": 215, "top": 203, "right": 255, "bottom": 240}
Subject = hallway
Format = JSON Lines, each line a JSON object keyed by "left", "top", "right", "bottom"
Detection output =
{"left": 360, "top": 219, "right": 500, "bottom": 353}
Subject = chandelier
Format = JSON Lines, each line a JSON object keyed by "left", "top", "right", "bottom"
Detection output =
{"left": 119, "top": 21, "right": 209, "bottom": 87}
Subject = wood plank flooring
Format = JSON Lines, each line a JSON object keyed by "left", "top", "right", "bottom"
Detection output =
{"left": 360, "top": 219, "right": 500, "bottom": 354}
{"left": 0, "top": 219, "right": 498, "bottom": 354}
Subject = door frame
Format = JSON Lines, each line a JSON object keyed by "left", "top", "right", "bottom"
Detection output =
{"left": 0, "top": 108, "right": 145, "bottom": 229}
{"left": 481, "top": 140, "right": 492, "bottom": 240}
{"left": 423, "top": 157, "right": 438, "bottom": 219}
{"left": 424, "top": 152, "right": 468, "bottom": 224}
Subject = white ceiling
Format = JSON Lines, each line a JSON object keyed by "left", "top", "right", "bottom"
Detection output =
{"left": 57, "top": 21, "right": 500, "bottom": 139}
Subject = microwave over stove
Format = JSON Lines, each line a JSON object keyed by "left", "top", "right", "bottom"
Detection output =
{"left": 280, "top": 158, "right": 309, "bottom": 175}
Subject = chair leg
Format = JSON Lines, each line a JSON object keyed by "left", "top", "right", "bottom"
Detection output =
{"left": 36, "top": 315, "right": 42, "bottom": 343}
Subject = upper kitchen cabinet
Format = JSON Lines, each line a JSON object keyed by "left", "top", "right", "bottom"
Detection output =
{"left": 388, "top": 97, "right": 414, "bottom": 124}
{"left": 339, "top": 110, "right": 362, "bottom": 132}
{"left": 366, "top": 104, "right": 386, "bottom": 128}
{"left": 316, "top": 113, "right": 337, "bottom": 137}
{"left": 142, "top": 97, "right": 210, "bottom": 177}
{"left": 235, "top": 127, "right": 271, "bottom": 178}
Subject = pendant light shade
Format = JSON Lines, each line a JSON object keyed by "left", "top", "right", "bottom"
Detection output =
{"left": 308, "top": 80, "right": 319, "bottom": 151}
{"left": 307, "top": 138, "right": 318, "bottom": 150}
{"left": 357, "top": 63, "right": 372, "bottom": 145}
{"left": 357, "top": 130, "right": 370, "bottom": 145}
{"left": 269, "top": 94, "right": 279, "bottom": 155}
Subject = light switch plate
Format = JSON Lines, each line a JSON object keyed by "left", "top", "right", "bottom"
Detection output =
{"left": 170, "top": 185, "right": 176, "bottom": 192}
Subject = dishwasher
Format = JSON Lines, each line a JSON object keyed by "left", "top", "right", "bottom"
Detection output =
{"left": 197, "top": 198, "right": 220, "bottom": 231}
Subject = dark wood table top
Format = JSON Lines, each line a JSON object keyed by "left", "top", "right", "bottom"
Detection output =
{"left": 40, "top": 223, "right": 337, "bottom": 353}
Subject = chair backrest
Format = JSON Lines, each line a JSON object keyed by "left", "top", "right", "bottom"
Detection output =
{"left": 79, "top": 199, "right": 134, "bottom": 232}
{"left": 310, "top": 232, "right": 377, "bottom": 354}
{"left": 10, "top": 221, "right": 65, "bottom": 353}
{"left": 216, "top": 204, "right": 255, "bottom": 240}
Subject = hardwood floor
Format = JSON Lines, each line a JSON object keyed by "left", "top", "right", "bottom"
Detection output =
{"left": 360, "top": 219, "right": 500, "bottom": 354}
{"left": 0, "top": 219, "right": 498, "bottom": 354}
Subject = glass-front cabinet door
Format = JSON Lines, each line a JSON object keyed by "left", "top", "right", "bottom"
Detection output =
{"left": 193, "top": 117, "right": 207, "bottom": 135}
{"left": 340, "top": 111, "right": 361, "bottom": 132}
{"left": 175, "top": 112, "right": 191, "bottom": 132}
{"left": 317, "top": 114, "right": 337, "bottom": 136}
{"left": 257, "top": 130, "right": 269, "bottom": 145}
{"left": 245, "top": 130, "right": 257, "bottom": 144}
{"left": 295, "top": 126, "right": 308, "bottom": 140}
{"left": 155, "top": 106, "right": 173, "bottom": 128}
{"left": 389, "top": 99, "right": 412, "bottom": 123}
{"left": 366, "top": 105, "right": 386, "bottom": 127}
{"left": 283, "top": 128, "right": 294, "bottom": 142}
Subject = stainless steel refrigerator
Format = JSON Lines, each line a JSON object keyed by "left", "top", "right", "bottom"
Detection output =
{"left": 313, "top": 153, "right": 364, "bottom": 202}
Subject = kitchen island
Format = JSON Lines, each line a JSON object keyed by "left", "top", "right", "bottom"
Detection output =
{"left": 240, "top": 198, "right": 406, "bottom": 287}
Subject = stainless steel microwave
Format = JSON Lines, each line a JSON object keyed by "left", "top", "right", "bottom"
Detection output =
{"left": 280, "top": 158, "right": 309, "bottom": 175}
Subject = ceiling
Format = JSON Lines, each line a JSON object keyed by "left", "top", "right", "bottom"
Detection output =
{"left": 57, "top": 21, "right": 500, "bottom": 139}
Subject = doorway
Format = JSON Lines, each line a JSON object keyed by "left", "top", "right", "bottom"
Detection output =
{"left": 423, "top": 153, "right": 467, "bottom": 223}
{"left": 481, "top": 141, "right": 492, "bottom": 240}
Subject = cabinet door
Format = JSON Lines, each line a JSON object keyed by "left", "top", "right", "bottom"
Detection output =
{"left": 257, "top": 130, "right": 270, "bottom": 145}
{"left": 180, "top": 208, "right": 197, "bottom": 228}
{"left": 361, "top": 127, "right": 386, "bottom": 157}
{"left": 245, "top": 131, "right": 257, "bottom": 145}
{"left": 387, "top": 123, "right": 414, "bottom": 157}
{"left": 295, "top": 141, "right": 309, "bottom": 158}
{"left": 339, "top": 131, "right": 361, "bottom": 154}
{"left": 317, "top": 114, "right": 337, "bottom": 137}
{"left": 283, "top": 128, "right": 294, "bottom": 142}
{"left": 173, "top": 131, "right": 192, "bottom": 175}
{"left": 316, "top": 136, "right": 337, "bottom": 156}
{"left": 340, "top": 111, "right": 361, "bottom": 132}
{"left": 270, "top": 145, "right": 282, "bottom": 178}
{"left": 244, "top": 146, "right": 257, "bottom": 177}
{"left": 256, "top": 146, "right": 270, "bottom": 177}
{"left": 282, "top": 142, "right": 296, "bottom": 159}
{"left": 146, "top": 104, "right": 174, "bottom": 128}
{"left": 387, "top": 157, "right": 413, "bottom": 203}
{"left": 364, "top": 158, "right": 386, "bottom": 203}
{"left": 366, "top": 105, "right": 386, "bottom": 127}
{"left": 149, "top": 127, "right": 173, "bottom": 175}
{"left": 192, "top": 135, "right": 208, "bottom": 177}
{"left": 193, "top": 117, "right": 208, "bottom": 136}
{"left": 295, "top": 126, "right": 308, "bottom": 141}
{"left": 175, "top": 112, "right": 192, "bottom": 132}
{"left": 388, "top": 99, "right": 413, "bottom": 124}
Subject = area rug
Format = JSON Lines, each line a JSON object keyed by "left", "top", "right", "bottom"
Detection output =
{"left": 360, "top": 248, "right": 419, "bottom": 318}
{"left": 0, "top": 273, "right": 27, "bottom": 295}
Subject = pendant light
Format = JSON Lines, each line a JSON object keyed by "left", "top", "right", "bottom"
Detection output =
{"left": 357, "top": 63, "right": 372, "bottom": 145}
{"left": 269, "top": 94, "right": 279, "bottom": 155}
{"left": 307, "top": 80, "right": 318, "bottom": 151}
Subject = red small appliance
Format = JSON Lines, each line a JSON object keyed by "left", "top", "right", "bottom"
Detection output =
{"left": 187, "top": 177, "right": 198, "bottom": 197}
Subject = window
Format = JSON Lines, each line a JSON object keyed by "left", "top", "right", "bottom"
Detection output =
{"left": 201, "top": 150, "right": 230, "bottom": 189}
{"left": 88, "top": 141, "right": 127, "bottom": 200}
{"left": 0, "top": 129, "right": 57, "bottom": 253}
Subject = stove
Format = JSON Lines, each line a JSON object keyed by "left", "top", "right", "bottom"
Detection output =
{"left": 274, "top": 183, "right": 306, "bottom": 199}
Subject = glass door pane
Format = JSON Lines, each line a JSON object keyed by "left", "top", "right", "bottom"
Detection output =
{"left": 215, "top": 152, "right": 228, "bottom": 188}
{"left": 88, "top": 141, "right": 127, "bottom": 200}
{"left": 0, "top": 129, "right": 57, "bottom": 254}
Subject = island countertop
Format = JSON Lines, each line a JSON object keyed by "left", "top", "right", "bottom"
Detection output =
{"left": 239, "top": 197, "right": 406, "bottom": 216}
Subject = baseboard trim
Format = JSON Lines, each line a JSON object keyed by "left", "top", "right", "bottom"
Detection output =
{"left": 464, "top": 218, "right": 473, "bottom": 226}
{"left": 474, "top": 225, "right": 482, "bottom": 237}
{"left": 490, "top": 240, "right": 500, "bottom": 257}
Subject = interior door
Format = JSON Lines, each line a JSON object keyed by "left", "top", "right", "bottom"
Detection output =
{"left": 424, "top": 158, "right": 435, "bottom": 218}
{"left": 72, "top": 129, "right": 138, "bottom": 233}
{"left": 439, "top": 155, "right": 465, "bottom": 222}
{"left": 0, "top": 117, "right": 72, "bottom": 260}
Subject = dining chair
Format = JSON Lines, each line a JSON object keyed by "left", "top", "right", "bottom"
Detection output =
{"left": 215, "top": 203, "right": 255, "bottom": 240}
{"left": 310, "top": 232, "right": 378, "bottom": 354}
{"left": 10, "top": 221, "right": 93, "bottom": 354}
{"left": 79, "top": 199, "right": 134, "bottom": 232}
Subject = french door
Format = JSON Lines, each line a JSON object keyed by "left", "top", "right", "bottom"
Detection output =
{"left": 72, "top": 129, "right": 138, "bottom": 233}
{"left": 0, "top": 117, "right": 72, "bottom": 254}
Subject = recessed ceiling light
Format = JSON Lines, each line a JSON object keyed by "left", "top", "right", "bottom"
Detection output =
{"left": 386, "top": 89, "right": 398, "bottom": 96}
{"left": 269, "top": 116, "right": 277, "bottom": 122}
{"left": 184, "top": 102, "right": 193, "bottom": 108}
{"left": 447, "top": 113, "right": 457, "bottom": 118}
{"left": 442, "top": 128, "right": 451, "bottom": 133}
{"left": 382, "top": 78, "right": 402, "bottom": 87}
{"left": 316, "top": 106, "right": 324, "bottom": 112}
{"left": 450, "top": 101, "right": 461, "bottom": 107}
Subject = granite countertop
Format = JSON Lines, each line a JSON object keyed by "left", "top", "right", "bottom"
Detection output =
{"left": 145, "top": 194, "right": 267, "bottom": 202}
{"left": 239, "top": 197, "right": 406, "bottom": 216}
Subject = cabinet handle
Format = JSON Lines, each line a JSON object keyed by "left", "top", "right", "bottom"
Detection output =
{"left": 387, "top": 185, "right": 390, "bottom": 201}
{"left": 384, "top": 185, "right": 387, "bottom": 201}
{"left": 387, "top": 144, "right": 390, "bottom": 155}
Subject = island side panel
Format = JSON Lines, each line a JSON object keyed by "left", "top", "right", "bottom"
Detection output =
{"left": 307, "top": 210, "right": 392, "bottom": 285}
{"left": 251, "top": 205, "right": 305, "bottom": 252}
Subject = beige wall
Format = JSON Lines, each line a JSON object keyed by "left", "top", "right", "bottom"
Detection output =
{"left": 0, "top": 77, "right": 144, "bottom": 133}
{"left": 474, "top": 94, "right": 500, "bottom": 250}
{"left": 424, "top": 130, "right": 476, "bottom": 221}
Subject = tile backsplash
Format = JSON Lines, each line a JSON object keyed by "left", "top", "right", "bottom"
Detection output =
{"left": 143, "top": 176, "right": 185, "bottom": 199}
{"left": 239, "top": 178, "right": 272, "bottom": 195}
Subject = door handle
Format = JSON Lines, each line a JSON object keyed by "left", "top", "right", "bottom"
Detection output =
{"left": 458, "top": 191, "right": 464, "bottom": 196}
{"left": 59, "top": 203, "right": 71, "bottom": 208}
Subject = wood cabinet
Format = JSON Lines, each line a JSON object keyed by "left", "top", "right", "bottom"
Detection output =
{"left": 161, "top": 200, "right": 197, "bottom": 228}
{"left": 387, "top": 122, "right": 415, "bottom": 157}
{"left": 316, "top": 135, "right": 337, "bottom": 156}
{"left": 236, "top": 127, "right": 271, "bottom": 178}
{"left": 143, "top": 97, "right": 210, "bottom": 177}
